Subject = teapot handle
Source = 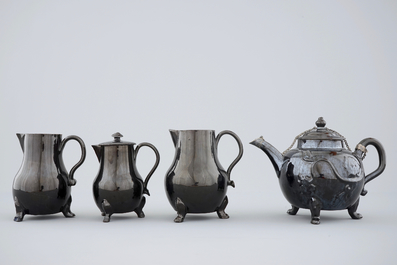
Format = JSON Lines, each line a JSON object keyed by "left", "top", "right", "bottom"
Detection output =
{"left": 59, "top": 135, "right": 87, "bottom": 186}
{"left": 354, "top": 138, "right": 386, "bottom": 190}
{"left": 216, "top": 130, "right": 244, "bottom": 187}
{"left": 135, "top": 142, "right": 160, "bottom": 196}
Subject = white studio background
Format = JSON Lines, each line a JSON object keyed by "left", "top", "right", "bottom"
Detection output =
{"left": 0, "top": 1, "right": 396, "bottom": 264}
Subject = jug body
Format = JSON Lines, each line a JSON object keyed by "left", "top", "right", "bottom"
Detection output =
{"left": 165, "top": 130, "right": 243, "bottom": 222}
{"left": 92, "top": 133, "right": 160, "bottom": 222}
{"left": 13, "top": 133, "right": 86, "bottom": 222}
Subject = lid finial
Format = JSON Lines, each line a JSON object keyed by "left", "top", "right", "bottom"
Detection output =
{"left": 316, "top": 117, "right": 326, "bottom": 128}
{"left": 112, "top": 132, "right": 123, "bottom": 143}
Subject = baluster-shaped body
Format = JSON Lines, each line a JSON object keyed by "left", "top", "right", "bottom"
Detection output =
{"left": 92, "top": 133, "right": 160, "bottom": 222}
{"left": 13, "top": 133, "right": 86, "bottom": 221}
{"left": 165, "top": 130, "right": 243, "bottom": 222}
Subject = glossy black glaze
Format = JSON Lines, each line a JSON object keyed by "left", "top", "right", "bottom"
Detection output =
{"left": 251, "top": 117, "right": 386, "bottom": 224}
{"left": 165, "top": 130, "right": 243, "bottom": 222}
{"left": 13, "top": 134, "right": 86, "bottom": 221}
{"left": 92, "top": 133, "right": 160, "bottom": 222}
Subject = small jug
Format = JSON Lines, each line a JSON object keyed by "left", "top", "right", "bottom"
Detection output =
{"left": 165, "top": 130, "right": 243, "bottom": 222}
{"left": 92, "top": 132, "right": 160, "bottom": 222}
{"left": 13, "top": 133, "right": 86, "bottom": 221}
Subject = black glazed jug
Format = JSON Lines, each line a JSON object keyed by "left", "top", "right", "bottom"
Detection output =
{"left": 165, "top": 130, "right": 243, "bottom": 222}
{"left": 92, "top": 133, "right": 160, "bottom": 222}
{"left": 13, "top": 133, "right": 86, "bottom": 222}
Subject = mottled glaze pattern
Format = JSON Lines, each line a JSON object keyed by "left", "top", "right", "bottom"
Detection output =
{"left": 251, "top": 117, "right": 386, "bottom": 224}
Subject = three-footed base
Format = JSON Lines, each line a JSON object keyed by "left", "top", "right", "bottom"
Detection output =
{"left": 286, "top": 198, "right": 363, "bottom": 225}
{"left": 173, "top": 196, "right": 230, "bottom": 223}
{"left": 13, "top": 192, "right": 74, "bottom": 222}
{"left": 100, "top": 197, "right": 146, "bottom": 223}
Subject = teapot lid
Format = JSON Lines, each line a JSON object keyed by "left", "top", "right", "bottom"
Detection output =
{"left": 97, "top": 132, "right": 135, "bottom": 146}
{"left": 298, "top": 117, "right": 345, "bottom": 141}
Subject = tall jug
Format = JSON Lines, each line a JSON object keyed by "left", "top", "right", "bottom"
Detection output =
{"left": 165, "top": 130, "right": 243, "bottom": 222}
{"left": 13, "top": 133, "right": 86, "bottom": 221}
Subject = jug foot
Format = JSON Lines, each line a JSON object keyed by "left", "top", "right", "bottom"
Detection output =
{"left": 216, "top": 196, "right": 229, "bottom": 219}
{"left": 174, "top": 197, "right": 187, "bottom": 223}
{"left": 102, "top": 199, "right": 114, "bottom": 222}
{"left": 61, "top": 196, "right": 75, "bottom": 217}
{"left": 287, "top": 205, "right": 299, "bottom": 215}
{"left": 134, "top": 197, "right": 146, "bottom": 218}
{"left": 347, "top": 199, "right": 363, "bottom": 219}
{"left": 309, "top": 197, "right": 322, "bottom": 225}
{"left": 13, "top": 196, "right": 26, "bottom": 222}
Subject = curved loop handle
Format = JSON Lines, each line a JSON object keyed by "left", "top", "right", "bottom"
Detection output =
{"left": 216, "top": 130, "right": 244, "bottom": 187}
{"left": 135, "top": 142, "right": 160, "bottom": 196}
{"left": 60, "top": 135, "right": 86, "bottom": 186}
{"left": 354, "top": 137, "right": 386, "bottom": 185}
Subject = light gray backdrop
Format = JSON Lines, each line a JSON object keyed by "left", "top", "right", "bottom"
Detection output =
{"left": 1, "top": 1, "right": 396, "bottom": 264}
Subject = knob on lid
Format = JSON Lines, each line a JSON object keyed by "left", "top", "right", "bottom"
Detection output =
{"left": 315, "top": 117, "right": 326, "bottom": 128}
{"left": 112, "top": 132, "right": 123, "bottom": 142}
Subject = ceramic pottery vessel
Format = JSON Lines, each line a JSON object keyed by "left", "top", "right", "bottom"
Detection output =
{"left": 13, "top": 133, "right": 86, "bottom": 222}
{"left": 92, "top": 132, "right": 160, "bottom": 222}
{"left": 165, "top": 130, "right": 243, "bottom": 222}
{"left": 251, "top": 117, "right": 386, "bottom": 224}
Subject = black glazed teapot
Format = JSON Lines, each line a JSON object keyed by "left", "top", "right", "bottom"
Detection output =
{"left": 92, "top": 133, "right": 160, "bottom": 222}
{"left": 251, "top": 117, "right": 386, "bottom": 224}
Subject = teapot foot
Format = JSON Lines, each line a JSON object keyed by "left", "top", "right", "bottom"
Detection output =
{"left": 311, "top": 217, "right": 321, "bottom": 225}
{"left": 134, "top": 197, "right": 146, "bottom": 218}
{"left": 61, "top": 196, "right": 75, "bottom": 218}
{"left": 101, "top": 199, "right": 113, "bottom": 222}
{"left": 309, "top": 197, "right": 322, "bottom": 225}
{"left": 347, "top": 199, "right": 363, "bottom": 219}
{"left": 174, "top": 197, "right": 187, "bottom": 223}
{"left": 216, "top": 196, "right": 230, "bottom": 219}
{"left": 287, "top": 205, "right": 299, "bottom": 215}
{"left": 14, "top": 212, "right": 25, "bottom": 222}
{"left": 13, "top": 196, "right": 26, "bottom": 222}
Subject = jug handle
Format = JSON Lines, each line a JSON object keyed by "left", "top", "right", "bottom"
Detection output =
{"left": 135, "top": 142, "right": 160, "bottom": 196}
{"left": 216, "top": 130, "right": 244, "bottom": 187}
{"left": 354, "top": 137, "right": 386, "bottom": 194}
{"left": 59, "top": 135, "right": 87, "bottom": 186}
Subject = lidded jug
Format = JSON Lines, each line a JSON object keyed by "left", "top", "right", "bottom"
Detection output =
{"left": 92, "top": 132, "right": 160, "bottom": 222}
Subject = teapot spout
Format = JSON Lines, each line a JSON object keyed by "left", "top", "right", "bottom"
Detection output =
{"left": 250, "top": 136, "right": 284, "bottom": 178}
{"left": 16, "top": 133, "right": 25, "bottom": 151}
{"left": 92, "top": 145, "right": 102, "bottom": 162}
{"left": 169, "top": 130, "right": 179, "bottom": 147}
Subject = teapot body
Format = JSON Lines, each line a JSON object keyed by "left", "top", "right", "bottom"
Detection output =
{"left": 165, "top": 130, "right": 243, "bottom": 222}
{"left": 13, "top": 133, "right": 86, "bottom": 221}
{"left": 279, "top": 149, "right": 364, "bottom": 211}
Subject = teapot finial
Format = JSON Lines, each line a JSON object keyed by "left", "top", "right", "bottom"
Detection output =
{"left": 316, "top": 117, "right": 326, "bottom": 128}
{"left": 112, "top": 132, "right": 123, "bottom": 143}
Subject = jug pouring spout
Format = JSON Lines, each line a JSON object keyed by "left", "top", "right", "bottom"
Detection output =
{"left": 16, "top": 133, "right": 25, "bottom": 151}
{"left": 169, "top": 130, "right": 179, "bottom": 147}
{"left": 92, "top": 145, "right": 102, "bottom": 162}
{"left": 250, "top": 136, "right": 284, "bottom": 178}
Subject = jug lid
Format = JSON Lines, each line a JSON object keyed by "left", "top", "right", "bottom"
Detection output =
{"left": 297, "top": 117, "right": 346, "bottom": 150}
{"left": 97, "top": 132, "right": 135, "bottom": 146}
